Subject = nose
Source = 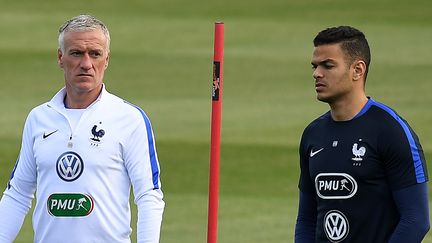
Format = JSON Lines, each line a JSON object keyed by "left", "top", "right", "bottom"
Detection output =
{"left": 313, "top": 67, "right": 322, "bottom": 80}
{"left": 80, "top": 53, "right": 92, "bottom": 70}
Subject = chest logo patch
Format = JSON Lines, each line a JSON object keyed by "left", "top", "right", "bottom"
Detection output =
{"left": 47, "top": 193, "right": 94, "bottom": 217}
{"left": 310, "top": 148, "right": 324, "bottom": 157}
{"left": 56, "top": 151, "right": 84, "bottom": 182}
{"left": 43, "top": 129, "right": 58, "bottom": 139}
{"left": 90, "top": 123, "right": 105, "bottom": 146}
{"left": 315, "top": 173, "right": 357, "bottom": 199}
{"left": 351, "top": 143, "right": 366, "bottom": 161}
{"left": 324, "top": 210, "right": 349, "bottom": 242}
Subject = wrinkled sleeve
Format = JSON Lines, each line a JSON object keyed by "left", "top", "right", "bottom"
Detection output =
{"left": 0, "top": 114, "right": 37, "bottom": 242}
{"left": 295, "top": 128, "right": 317, "bottom": 242}
{"left": 123, "top": 110, "right": 164, "bottom": 243}
{"left": 375, "top": 111, "right": 430, "bottom": 242}
{"left": 389, "top": 183, "right": 430, "bottom": 243}
{"left": 295, "top": 191, "right": 317, "bottom": 243}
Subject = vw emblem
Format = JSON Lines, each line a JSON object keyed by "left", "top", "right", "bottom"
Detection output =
{"left": 324, "top": 210, "right": 349, "bottom": 242}
{"left": 56, "top": 151, "right": 84, "bottom": 182}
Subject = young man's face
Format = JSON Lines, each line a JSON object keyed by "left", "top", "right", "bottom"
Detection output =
{"left": 311, "top": 43, "right": 355, "bottom": 104}
{"left": 57, "top": 29, "right": 109, "bottom": 97}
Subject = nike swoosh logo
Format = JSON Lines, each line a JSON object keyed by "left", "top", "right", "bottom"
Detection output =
{"left": 43, "top": 130, "right": 58, "bottom": 139}
{"left": 310, "top": 148, "right": 324, "bottom": 157}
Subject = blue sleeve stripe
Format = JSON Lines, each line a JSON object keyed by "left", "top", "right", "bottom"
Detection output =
{"left": 353, "top": 97, "right": 374, "bottom": 119}
{"left": 124, "top": 101, "right": 161, "bottom": 189}
{"left": 7, "top": 156, "right": 20, "bottom": 189}
{"left": 372, "top": 100, "right": 426, "bottom": 183}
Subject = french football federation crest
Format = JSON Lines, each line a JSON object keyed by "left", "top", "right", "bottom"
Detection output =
{"left": 89, "top": 123, "right": 105, "bottom": 146}
{"left": 351, "top": 142, "right": 366, "bottom": 161}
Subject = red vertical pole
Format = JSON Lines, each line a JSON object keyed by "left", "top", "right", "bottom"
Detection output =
{"left": 207, "top": 22, "right": 224, "bottom": 243}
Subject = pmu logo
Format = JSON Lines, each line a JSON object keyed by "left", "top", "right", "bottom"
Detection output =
{"left": 47, "top": 193, "right": 94, "bottom": 217}
{"left": 212, "top": 61, "right": 221, "bottom": 101}
{"left": 56, "top": 152, "right": 84, "bottom": 182}
{"left": 315, "top": 173, "right": 357, "bottom": 199}
{"left": 324, "top": 210, "right": 349, "bottom": 242}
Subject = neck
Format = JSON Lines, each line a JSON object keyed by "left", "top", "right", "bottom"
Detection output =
{"left": 329, "top": 94, "right": 368, "bottom": 121}
{"left": 64, "top": 85, "right": 103, "bottom": 109}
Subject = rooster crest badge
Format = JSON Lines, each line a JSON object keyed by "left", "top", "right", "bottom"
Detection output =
{"left": 89, "top": 124, "right": 105, "bottom": 146}
{"left": 351, "top": 142, "right": 366, "bottom": 161}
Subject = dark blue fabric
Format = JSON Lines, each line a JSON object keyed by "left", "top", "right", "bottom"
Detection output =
{"left": 371, "top": 99, "right": 427, "bottom": 183}
{"left": 389, "top": 183, "right": 430, "bottom": 243}
{"left": 295, "top": 191, "right": 317, "bottom": 243}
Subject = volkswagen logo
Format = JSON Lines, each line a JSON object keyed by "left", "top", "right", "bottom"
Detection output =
{"left": 56, "top": 152, "right": 84, "bottom": 182}
{"left": 324, "top": 210, "right": 349, "bottom": 242}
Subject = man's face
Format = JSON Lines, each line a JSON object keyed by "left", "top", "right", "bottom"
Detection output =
{"left": 57, "top": 29, "right": 109, "bottom": 95}
{"left": 311, "top": 43, "right": 354, "bottom": 103}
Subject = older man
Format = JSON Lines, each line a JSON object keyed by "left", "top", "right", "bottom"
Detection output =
{"left": 0, "top": 15, "right": 164, "bottom": 243}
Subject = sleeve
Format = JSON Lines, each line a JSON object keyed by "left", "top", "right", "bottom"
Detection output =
{"left": 379, "top": 116, "right": 428, "bottom": 190}
{"left": 389, "top": 183, "right": 430, "bottom": 243}
{"left": 123, "top": 110, "right": 164, "bottom": 243}
{"left": 136, "top": 189, "right": 165, "bottom": 243}
{"left": 0, "top": 190, "right": 31, "bottom": 242}
{"left": 298, "top": 128, "right": 314, "bottom": 193}
{"left": 295, "top": 128, "right": 317, "bottom": 242}
{"left": 295, "top": 191, "right": 317, "bottom": 243}
{"left": 0, "top": 114, "right": 37, "bottom": 242}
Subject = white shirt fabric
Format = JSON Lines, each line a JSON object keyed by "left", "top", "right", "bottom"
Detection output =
{"left": 0, "top": 85, "right": 164, "bottom": 243}
{"left": 64, "top": 108, "right": 85, "bottom": 131}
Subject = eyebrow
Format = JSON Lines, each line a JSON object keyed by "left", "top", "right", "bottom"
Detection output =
{"left": 311, "top": 58, "right": 335, "bottom": 66}
{"left": 68, "top": 47, "right": 104, "bottom": 53}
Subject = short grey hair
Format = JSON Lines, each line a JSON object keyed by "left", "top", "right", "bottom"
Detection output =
{"left": 58, "top": 14, "right": 110, "bottom": 52}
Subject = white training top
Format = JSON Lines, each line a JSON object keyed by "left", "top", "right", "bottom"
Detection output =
{"left": 0, "top": 85, "right": 164, "bottom": 243}
{"left": 64, "top": 108, "right": 85, "bottom": 131}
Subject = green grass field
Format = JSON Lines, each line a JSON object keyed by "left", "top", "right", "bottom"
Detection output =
{"left": 0, "top": 0, "right": 431, "bottom": 242}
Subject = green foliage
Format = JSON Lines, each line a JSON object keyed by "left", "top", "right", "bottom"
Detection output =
{"left": 0, "top": 0, "right": 431, "bottom": 242}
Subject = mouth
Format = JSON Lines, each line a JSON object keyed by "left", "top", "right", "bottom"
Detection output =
{"left": 77, "top": 74, "right": 93, "bottom": 77}
{"left": 315, "top": 82, "right": 326, "bottom": 92}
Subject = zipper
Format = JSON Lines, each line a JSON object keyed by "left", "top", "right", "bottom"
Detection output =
{"left": 68, "top": 134, "right": 73, "bottom": 148}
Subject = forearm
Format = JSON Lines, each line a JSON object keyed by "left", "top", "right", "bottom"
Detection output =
{"left": 389, "top": 183, "right": 430, "bottom": 243}
{"left": 136, "top": 189, "right": 165, "bottom": 243}
{"left": 0, "top": 192, "right": 32, "bottom": 242}
{"left": 295, "top": 191, "right": 317, "bottom": 243}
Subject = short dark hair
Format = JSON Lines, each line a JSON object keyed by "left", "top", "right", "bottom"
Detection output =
{"left": 313, "top": 26, "right": 371, "bottom": 80}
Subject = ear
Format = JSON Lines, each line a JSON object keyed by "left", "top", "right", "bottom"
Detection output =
{"left": 352, "top": 60, "right": 366, "bottom": 81}
{"left": 57, "top": 48, "right": 64, "bottom": 68}
{"left": 104, "top": 52, "right": 110, "bottom": 69}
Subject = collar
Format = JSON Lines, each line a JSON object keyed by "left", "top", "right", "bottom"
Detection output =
{"left": 47, "top": 84, "right": 107, "bottom": 111}
{"left": 352, "top": 97, "right": 374, "bottom": 119}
